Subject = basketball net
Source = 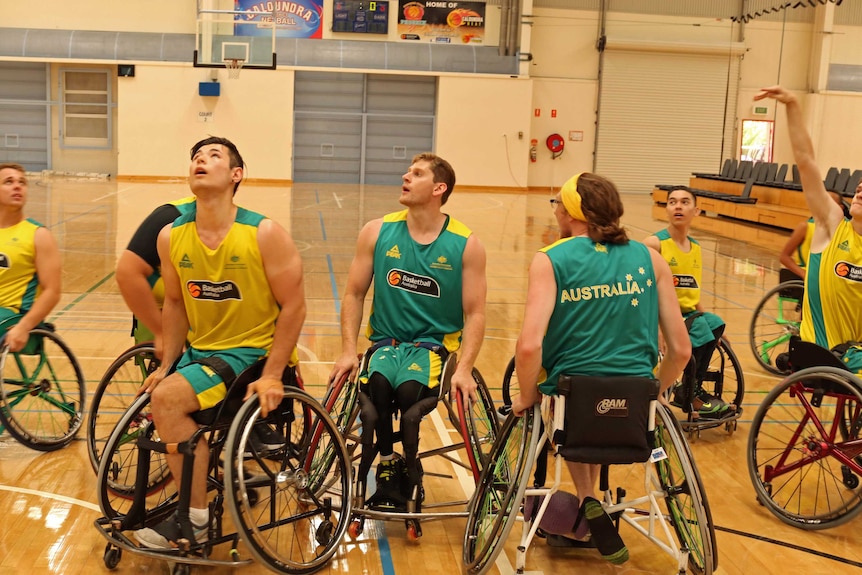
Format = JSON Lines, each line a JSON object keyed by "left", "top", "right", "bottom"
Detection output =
{"left": 225, "top": 58, "right": 244, "bottom": 80}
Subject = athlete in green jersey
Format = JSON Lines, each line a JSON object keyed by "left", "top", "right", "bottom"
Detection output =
{"left": 329, "top": 152, "right": 487, "bottom": 512}
{"left": 512, "top": 172, "right": 689, "bottom": 564}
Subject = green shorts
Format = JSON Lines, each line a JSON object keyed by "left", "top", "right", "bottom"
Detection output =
{"left": 840, "top": 345, "right": 862, "bottom": 375}
{"left": 684, "top": 311, "right": 725, "bottom": 348}
{"left": 360, "top": 343, "right": 444, "bottom": 390}
{"left": 175, "top": 347, "right": 267, "bottom": 410}
{"left": 0, "top": 308, "right": 20, "bottom": 336}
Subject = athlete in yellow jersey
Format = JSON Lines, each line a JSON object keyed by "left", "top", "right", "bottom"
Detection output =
{"left": 134, "top": 137, "right": 306, "bottom": 550}
{"left": 0, "top": 164, "right": 61, "bottom": 352}
{"left": 779, "top": 193, "right": 844, "bottom": 281}
{"left": 644, "top": 188, "right": 730, "bottom": 417}
{"left": 757, "top": 86, "right": 862, "bottom": 373}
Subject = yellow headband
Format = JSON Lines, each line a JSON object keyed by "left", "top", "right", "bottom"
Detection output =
{"left": 560, "top": 173, "right": 586, "bottom": 222}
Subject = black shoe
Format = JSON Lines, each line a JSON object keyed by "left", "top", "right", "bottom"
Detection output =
{"left": 367, "top": 457, "right": 408, "bottom": 510}
{"left": 134, "top": 512, "right": 208, "bottom": 549}
{"left": 244, "top": 423, "right": 285, "bottom": 458}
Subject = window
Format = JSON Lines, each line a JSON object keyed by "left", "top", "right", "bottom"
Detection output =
{"left": 740, "top": 119, "right": 774, "bottom": 163}
{"left": 61, "top": 70, "right": 111, "bottom": 148}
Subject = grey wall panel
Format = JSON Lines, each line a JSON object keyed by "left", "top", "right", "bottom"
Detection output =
{"left": 294, "top": 71, "right": 364, "bottom": 112}
{"left": 828, "top": 64, "right": 862, "bottom": 92}
{"left": 0, "top": 62, "right": 49, "bottom": 171}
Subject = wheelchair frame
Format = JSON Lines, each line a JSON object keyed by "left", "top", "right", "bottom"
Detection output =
{"left": 748, "top": 363, "right": 862, "bottom": 530}
{"left": 0, "top": 323, "right": 85, "bottom": 451}
{"left": 93, "top": 362, "right": 353, "bottom": 575}
{"left": 749, "top": 279, "right": 804, "bottom": 376}
{"left": 323, "top": 347, "right": 500, "bottom": 541}
{"left": 463, "top": 394, "right": 717, "bottom": 575}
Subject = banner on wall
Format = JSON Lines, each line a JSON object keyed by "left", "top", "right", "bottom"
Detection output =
{"left": 234, "top": 0, "right": 323, "bottom": 39}
{"left": 397, "top": 0, "right": 485, "bottom": 44}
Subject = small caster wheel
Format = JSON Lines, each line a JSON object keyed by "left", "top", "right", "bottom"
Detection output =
{"left": 348, "top": 517, "right": 364, "bottom": 539}
{"left": 103, "top": 544, "right": 122, "bottom": 569}
{"left": 316, "top": 519, "right": 334, "bottom": 545}
{"left": 406, "top": 519, "right": 422, "bottom": 541}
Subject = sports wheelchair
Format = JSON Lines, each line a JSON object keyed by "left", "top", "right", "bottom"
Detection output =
{"left": 94, "top": 359, "right": 353, "bottom": 575}
{"left": 87, "top": 341, "right": 159, "bottom": 471}
{"left": 747, "top": 337, "right": 862, "bottom": 530}
{"left": 668, "top": 336, "right": 744, "bottom": 438}
{"left": 323, "top": 342, "right": 499, "bottom": 541}
{"left": 464, "top": 375, "right": 717, "bottom": 575}
{"left": 749, "top": 275, "right": 804, "bottom": 376}
{"left": 0, "top": 320, "right": 85, "bottom": 451}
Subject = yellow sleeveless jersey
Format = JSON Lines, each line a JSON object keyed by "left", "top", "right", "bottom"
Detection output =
{"left": 170, "top": 208, "right": 278, "bottom": 351}
{"left": 654, "top": 229, "right": 701, "bottom": 314}
{"left": 0, "top": 219, "right": 42, "bottom": 312}
{"left": 801, "top": 219, "right": 862, "bottom": 348}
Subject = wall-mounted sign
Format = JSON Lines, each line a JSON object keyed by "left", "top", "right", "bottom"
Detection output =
{"left": 397, "top": 0, "right": 485, "bottom": 44}
{"left": 333, "top": 1, "right": 389, "bottom": 34}
{"left": 234, "top": 0, "right": 324, "bottom": 39}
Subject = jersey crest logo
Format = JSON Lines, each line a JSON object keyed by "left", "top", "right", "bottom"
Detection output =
{"left": 386, "top": 245, "right": 401, "bottom": 259}
{"left": 180, "top": 254, "right": 194, "bottom": 269}
{"left": 387, "top": 268, "right": 440, "bottom": 298}
{"left": 0, "top": 253, "right": 9, "bottom": 269}
{"left": 834, "top": 261, "right": 862, "bottom": 282}
{"left": 430, "top": 255, "right": 453, "bottom": 270}
{"left": 668, "top": 257, "right": 678, "bottom": 267}
{"left": 672, "top": 274, "right": 698, "bottom": 289}
{"left": 839, "top": 240, "right": 850, "bottom": 252}
{"left": 186, "top": 280, "right": 242, "bottom": 301}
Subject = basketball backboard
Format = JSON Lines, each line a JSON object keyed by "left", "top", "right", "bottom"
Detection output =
{"left": 194, "top": 5, "right": 277, "bottom": 71}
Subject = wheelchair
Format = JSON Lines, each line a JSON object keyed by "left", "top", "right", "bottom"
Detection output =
{"left": 323, "top": 342, "right": 499, "bottom": 541}
{"left": 669, "top": 336, "right": 745, "bottom": 438}
{"left": 463, "top": 375, "right": 717, "bottom": 575}
{"left": 747, "top": 337, "right": 862, "bottom": 530}
{"left": 749, "top": 276, "right": 804, "bottom": 375}
{"left": 0, "top": 321, "right": 86, "bottom": 451}
{"left": 87, "top": 341, "right": 159, "bottom": 472}
{"left": 94, "top": 359, "right": 353, "bottom": 575}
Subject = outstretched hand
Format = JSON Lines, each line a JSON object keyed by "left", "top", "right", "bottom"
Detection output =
{"left": 754, "top": 85, "right": 796, "bottom": 105}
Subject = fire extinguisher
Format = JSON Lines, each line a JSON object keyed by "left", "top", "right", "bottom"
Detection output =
{"left": 530, "top": 139, "right": 538, "bottom": 163}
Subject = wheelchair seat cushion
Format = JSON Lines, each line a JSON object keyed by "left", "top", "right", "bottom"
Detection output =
{"left": 556, "top": 375, "right": 659, "bottom": 465}
{"left": 788, "top": 338, "right": 849, "bottom": 372}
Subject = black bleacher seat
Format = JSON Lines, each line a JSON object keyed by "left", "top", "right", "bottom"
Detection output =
{"left": 738, "top": 161, "right": 753, "bottom": 181}
{"left": 774, "top": 163, "right": 788, "bottom": 183}
{"left": 833, "top": 168, "right": 851, "bottom": 193}
{"left": 752, "top": 163, "right": 769, "bottom": 183}
{"left": 824, "top": 167, "right": 839, "bottom": 191}
{"left": 792, "top": 164, "right": 801, "bottom": 185}
{"left": 692, "top": 158, "right": 737, "bottom": 181}
{"left": 764, "top": 162, "right": 778, "bottom": 182}
{"left": 845, "top": 170, "right": 862, "bottom": 196}
{"left": 691, "top": 177, "right": 757, "bottom": 204}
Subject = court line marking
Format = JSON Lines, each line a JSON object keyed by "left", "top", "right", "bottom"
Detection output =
{"left": 0, "top": 484, "right": 100, "bottom": 512}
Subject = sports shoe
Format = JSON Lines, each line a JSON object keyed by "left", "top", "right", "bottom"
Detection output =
{"left": 244, "top": 423, "right": 285, "bottom": 458}
{"left": 134, "top": 513, "right": 208, "bottom": 549}
{"left": 694, "top": 392, "right": 733, "bottom": 418}
{"left": 367, "top": 457, "right": 408, "bottom": 510}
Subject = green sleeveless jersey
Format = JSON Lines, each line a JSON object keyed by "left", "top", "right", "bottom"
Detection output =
{"left": 539, "top": 237, "right": 659, "bottom": 394}
{"left": 367, "top": 210, "right": 471, "bottom": 352}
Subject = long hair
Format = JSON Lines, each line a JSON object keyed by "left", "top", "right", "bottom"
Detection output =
{"left": 577, "top": 173, "right": 629, "bottom": 244}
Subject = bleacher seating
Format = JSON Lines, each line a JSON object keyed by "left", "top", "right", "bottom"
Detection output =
{"left": 652, "top": 161, "right": 862, "bottom": 232}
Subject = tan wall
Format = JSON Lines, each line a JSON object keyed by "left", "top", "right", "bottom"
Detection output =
{"left": 4, "top": 0, "right": 196, "bottom": 33}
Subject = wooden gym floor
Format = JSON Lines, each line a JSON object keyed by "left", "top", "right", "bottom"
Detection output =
{"left": 0, "top": 176, "right": 859, "bottom": 574}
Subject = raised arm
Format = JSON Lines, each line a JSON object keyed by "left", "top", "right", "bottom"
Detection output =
{"left": 245, "top": 218, "right": 307, "bottom": 416}
{"left": 754, "top": 86, "right": 843, "bottom": 241}
{"left": 327, "top": 219, "right": 381, "bottom": 386}
{"left": 450, "top": 234, "right": 487, "bottom": 402}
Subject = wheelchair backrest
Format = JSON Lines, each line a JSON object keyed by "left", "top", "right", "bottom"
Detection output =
{"left": 789, "top": 338, "right": 849, "bottom": 372}
{"left": 556, "top": 375, "right": 659, "bottom": 465}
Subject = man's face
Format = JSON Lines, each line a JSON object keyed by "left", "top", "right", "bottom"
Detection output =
{"left": 400, "top": 160, "right": 442, "bottom": 207}
{"left": 666, "top": 190, "right": 699, "bottom": 225}
{"left": 189, "top": 144, "right": 240, "bottom": 193}
{"left": 0, "top": 168, "right": 27, "bottom": 208}
{"left": 851, "top": 182, "right": 862, "bottom": 219}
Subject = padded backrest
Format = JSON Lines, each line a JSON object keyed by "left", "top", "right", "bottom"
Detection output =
{"left": 738, "top": 160, "right": 753, "bottom": 181}
{"left": 792, "top": 164, "right": 801, "bottom": 184}
{"left": 789, "top": 338, "right": 848, "bottom": 372}
{"left": 774, "top": 163, "right": 788, "bottom": 183}
{"left": 764, "top": 162, "right": 778, "bottom": 182}
{"left": 556, "top": 375, "right": 659, "bottom": 465}
{"left": 720, "top": 158, "right": 736, "bottom": 178}
{"left": 846, "top": 170, "right": 862, "bottom": 196}
{"left": 752, "top": 163, "right": 769, "bottom": 182}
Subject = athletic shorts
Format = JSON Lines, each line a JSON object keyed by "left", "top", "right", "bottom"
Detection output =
{"left": 360, "top": 344, "right": 444, "bottom": 390}
{"left": 175, "top": 346, "right": 267, "bottom": 410}
{"left": 684, "top": 311, "right": 725, "bottom": 348}
{"left": 840, "top": 345, "right": 862, "bottom": 375}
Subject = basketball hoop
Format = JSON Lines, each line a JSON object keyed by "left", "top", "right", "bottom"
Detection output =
{"left": 225, "top": 58, "right": 244, "bottom": 80}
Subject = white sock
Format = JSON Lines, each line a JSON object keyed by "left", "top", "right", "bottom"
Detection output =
{"left": 189, "top": 507, "right": 209, "bottom": 526}
{"left": 379, "top": 453, "right": 394, "bottom": 461}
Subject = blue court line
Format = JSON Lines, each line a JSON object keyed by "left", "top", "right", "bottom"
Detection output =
{"left": 318, "top": 211, "right": 327, "bottom": 241}
{"left": 326, "top": 254, "right": 341, "bottom": 315}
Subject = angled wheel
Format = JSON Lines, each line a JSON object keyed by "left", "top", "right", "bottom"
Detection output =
{"left": 747, "top": 367, "right": 862, "bottom": 529}
{"left": 0, "top": 328, "right": 86, "bottom": 451}
{"left": 501, "top": 357, "right": 516, "bottom": 410}
{"left": 96, "top": 393, "right": 175, "bottom": 521}
{"left": 749, "top": 280, "right": 803, "bottom": 375}
{"left": 463, "top": 404, "right": 538, "bottom": 575}
{"left": 457, "top": 368, "right": 500, "bottom": 482}
{"left": 702, "top": 337, "right": 744, "bottom": 410}
{"left": 322, "top": 373, "right": 361, "bottom": 459}
{"left": 654, "top": 405, "right": 716, "bottom": 575}
{"left": 225, "top": 388, "right": 353, "bottom": 575}
{"left": 87, "top": 343, "right": 158, "bottom": 473}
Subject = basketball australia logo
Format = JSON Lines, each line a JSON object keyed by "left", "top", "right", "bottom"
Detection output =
{"left": 0, "top": 253, "right": 9, "bottom": 269}
{"left": 186, "top": 280, "right": 242, "bottom": 301}
{"left": 387, "top": 268, "right": 440, "bottom": 297}
{"left": 834, "top": 261, "right": 862, "bottom": 282}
